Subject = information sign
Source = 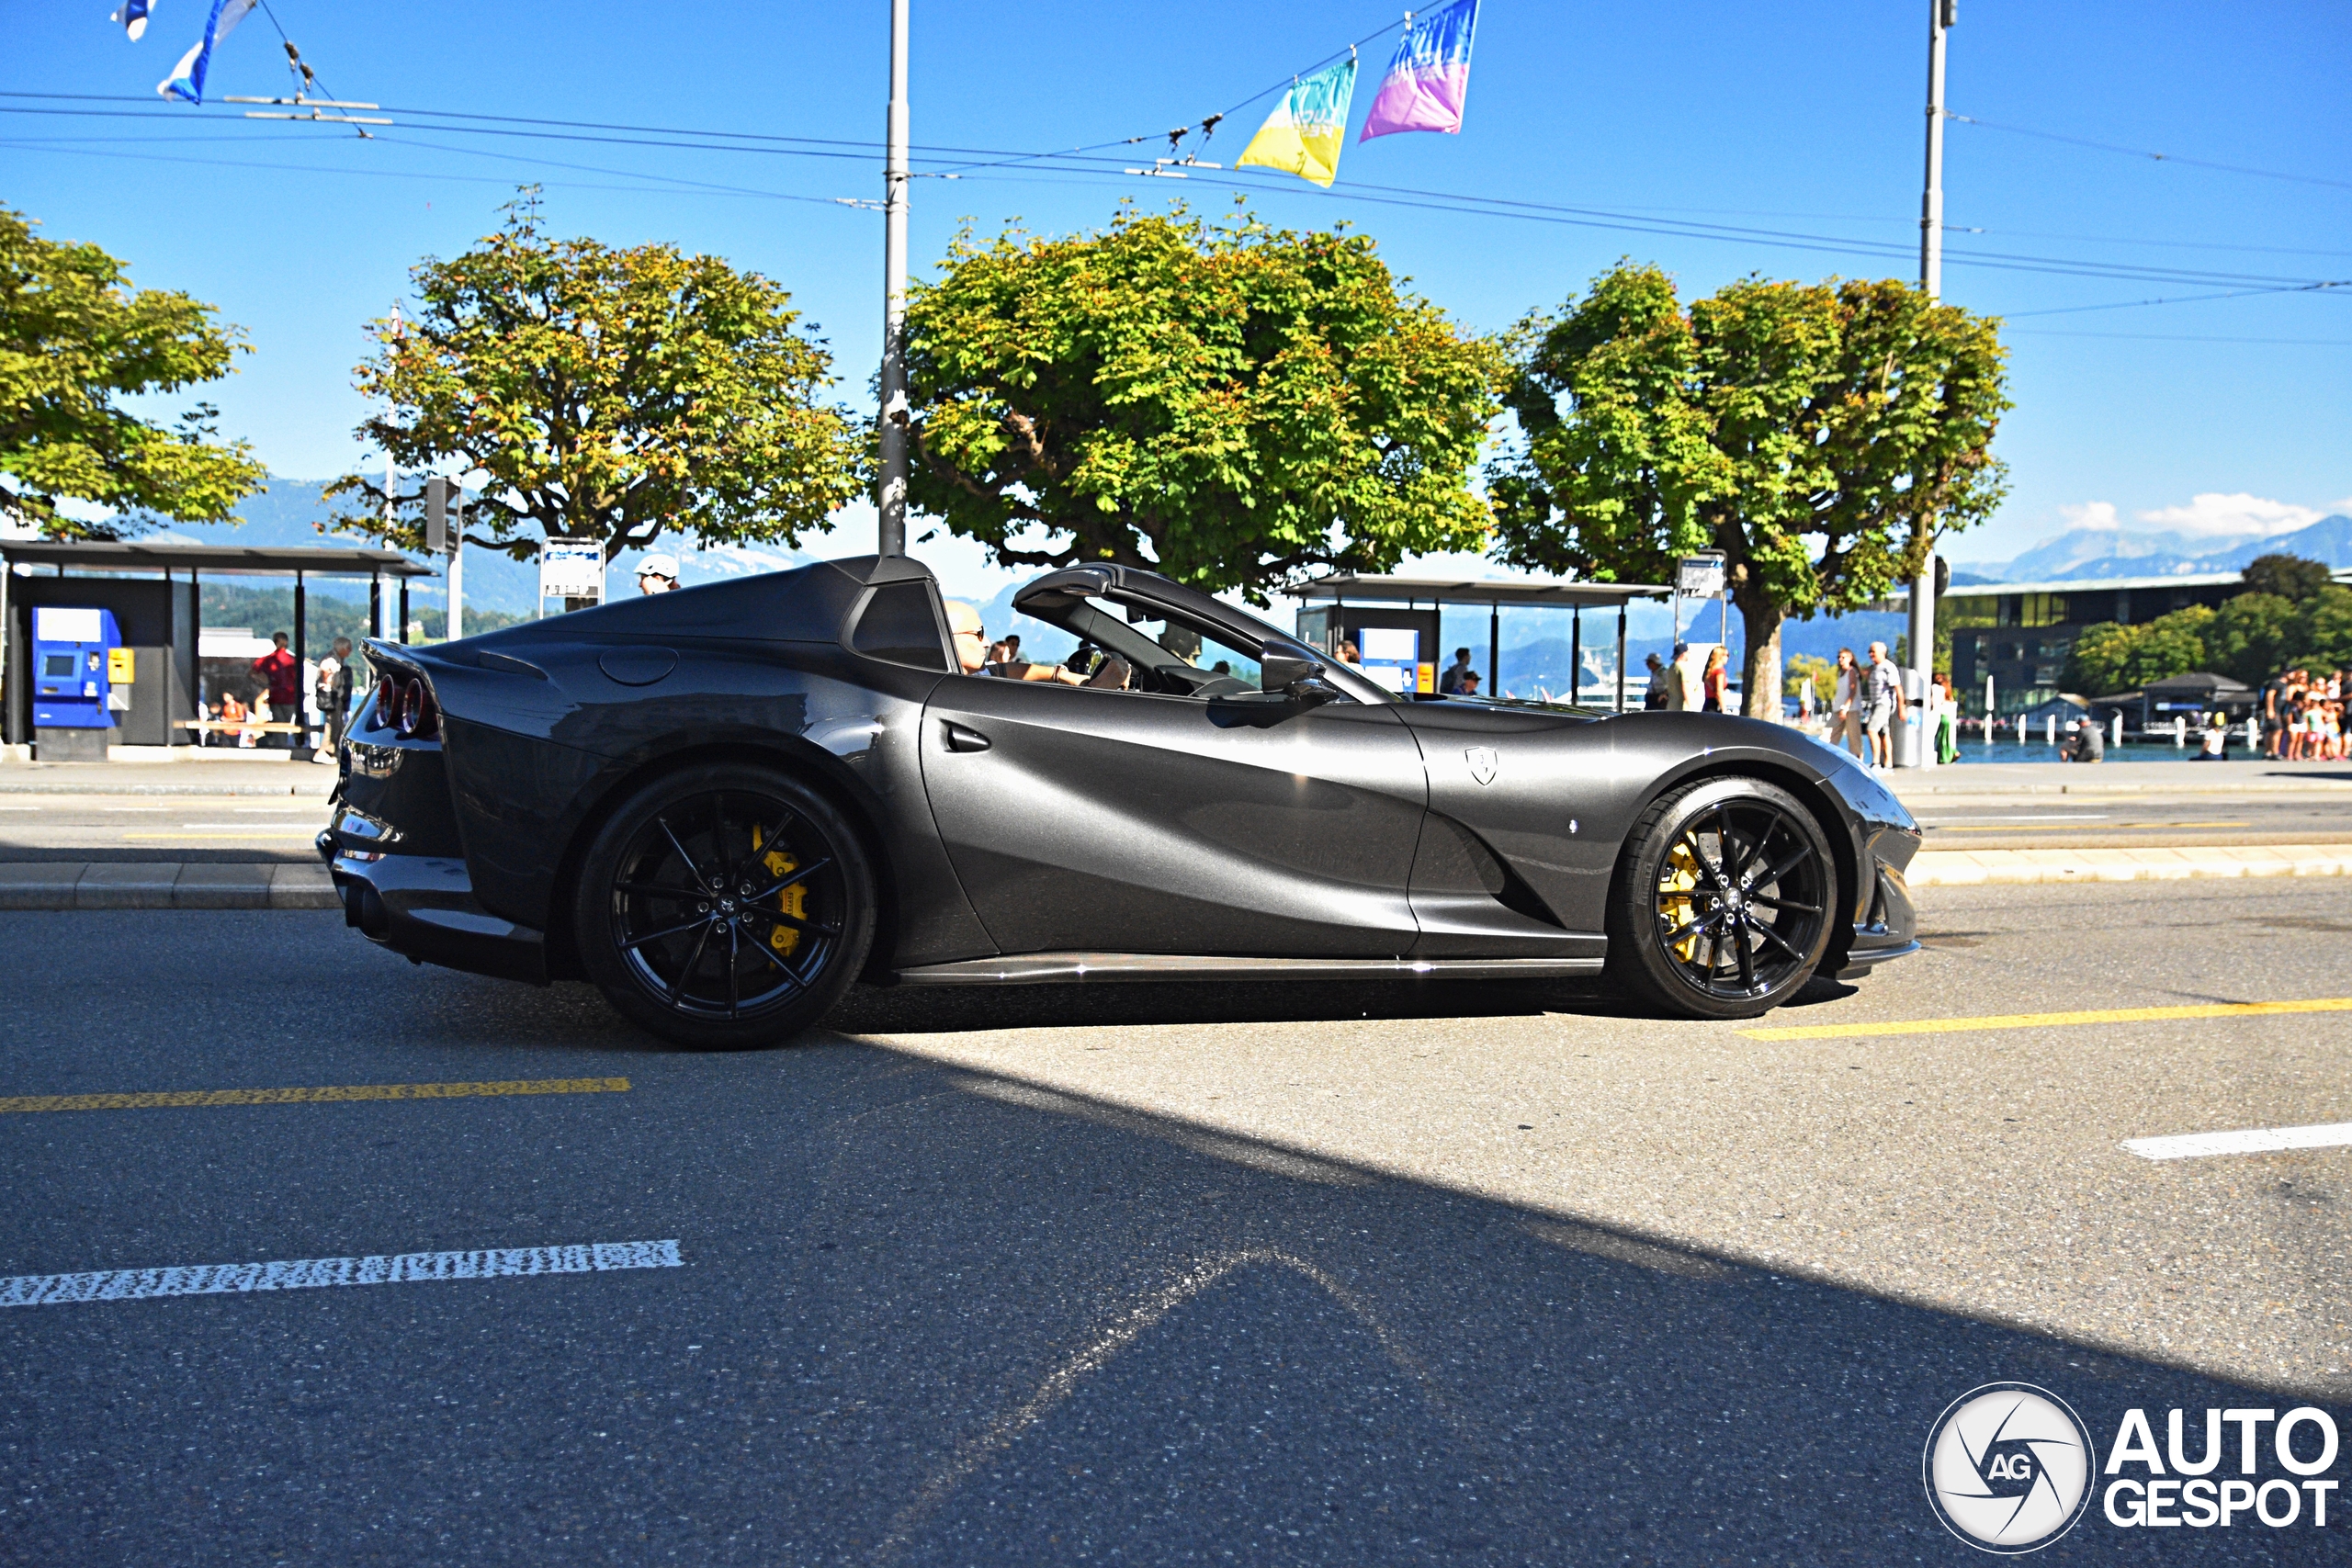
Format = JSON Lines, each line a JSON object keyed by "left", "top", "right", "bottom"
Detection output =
{"left": 539, "top": 539, "right": 605, "bottom": 604}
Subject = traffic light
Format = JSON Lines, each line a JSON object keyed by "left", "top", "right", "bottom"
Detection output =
{"left": 425, "top": 476, "right": 462, "bottom": 555}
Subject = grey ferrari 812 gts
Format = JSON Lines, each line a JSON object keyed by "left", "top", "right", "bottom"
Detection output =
{"left": 324, "top": 555, "right": 1918, "bottom": 1047}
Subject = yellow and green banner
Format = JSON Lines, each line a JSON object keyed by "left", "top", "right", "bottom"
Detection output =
{"left": 1236, "top": 57, "right": 1358, "bottom": 187}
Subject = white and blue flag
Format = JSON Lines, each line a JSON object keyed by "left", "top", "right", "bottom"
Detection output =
{"left": 109, "top": 0, "right": 155, "bottom": 42}
{"left": 157, "top": 0, "right": 255, "bottom": 104}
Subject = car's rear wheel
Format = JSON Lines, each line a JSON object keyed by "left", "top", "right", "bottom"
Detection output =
{"left": 574, "top": 763, "right": 875, "bottom": 1049}
{"left": 1605, "top": 775, "right": 1838, "bottom": 1021}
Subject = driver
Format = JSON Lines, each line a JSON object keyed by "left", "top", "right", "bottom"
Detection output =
{"left": 945, "top": 602, "right": 1085, "bottom": 683}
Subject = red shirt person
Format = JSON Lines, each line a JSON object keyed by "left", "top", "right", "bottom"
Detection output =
{"left": 252, "top": 633, "right": 302, "bottom": 748}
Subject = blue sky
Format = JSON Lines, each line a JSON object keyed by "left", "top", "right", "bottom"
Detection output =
{"left": 5, "top": 0, "right": 2346, "bottom": 598}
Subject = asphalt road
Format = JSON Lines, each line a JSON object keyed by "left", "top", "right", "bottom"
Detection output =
{"left": 4, "top": 881, "right": 2348, "bottom": 1564}
{"left": 1907, "top": 793, "right": 2352, "bottom": 849}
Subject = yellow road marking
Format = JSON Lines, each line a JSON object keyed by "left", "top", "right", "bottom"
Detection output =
{"left": 0, "top": 1077, "right": 629, "bottom": 1114}
{"left": 1743, "top": 998, "right": 2352, "bottom": 1041}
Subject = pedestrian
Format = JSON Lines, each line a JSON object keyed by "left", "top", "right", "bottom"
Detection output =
{"left": 1643, "top": 651, "right": 1670, "bottom": 711}
{"left": 1700, "top": 646, "right": 1730, "bottom": 712}
{"left": 1459, "top": 669, "right": 1482, "bottom": 698}
{"left": 1930, "top": 672, "right": 1960, "bottom": 764}
{"left": 1439, "top": 647, "right": 1476, "bottom": 695}
{"left": 2195, "top": 712, "right": 2229, "bottom": 760}
{"left": 636, "top": 552, "right": 680, "bottom": 595}
{"left": 317, "top": 637, "right": 356, "bottom": 759}
{"left": 251, "top": 632, "right": 301, "bottom": 751}
{"left": 1863, "top": 640, "right": 1905, "bottom": 770}
{"left": 1831, "top": 648, "right": 1863, "bottom": 759}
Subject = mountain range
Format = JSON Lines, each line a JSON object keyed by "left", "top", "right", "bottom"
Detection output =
{"left": 1951, "top": 513, "right": 2352, "bottom": 583}
{"left": 147, "top": 479, "right": 2345, "bottom": 689}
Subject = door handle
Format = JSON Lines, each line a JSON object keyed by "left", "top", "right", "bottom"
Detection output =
{"left": 943, "top": 720, "right": 991, "bottom": 753}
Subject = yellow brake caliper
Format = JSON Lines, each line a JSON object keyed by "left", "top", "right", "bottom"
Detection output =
{"left": 1659, "top": 841, "right": 1702, "bottom": 962}
{"left": 749, "top": 824, "right": 806, "bottom": 956}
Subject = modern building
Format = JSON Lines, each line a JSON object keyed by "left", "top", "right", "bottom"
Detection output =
{"left": 1921, "top": 572, "right": 2249, "bottom": 716}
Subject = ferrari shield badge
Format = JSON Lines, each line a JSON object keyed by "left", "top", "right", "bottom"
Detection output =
{"left": 1465, "top": 746, "right": 1498, "bottom": 785}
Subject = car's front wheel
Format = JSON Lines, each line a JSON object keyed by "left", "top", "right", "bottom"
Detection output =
{"left": 574, "top": 763, "right": 876, "bottom": 1049}
{"left": 1605, "top": 774, "right": 1838, "bottom": 1021}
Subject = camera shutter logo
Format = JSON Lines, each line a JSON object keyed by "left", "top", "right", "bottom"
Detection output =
{"left": 1923, "top": 1382, "right": 2097, "bottom": 1553}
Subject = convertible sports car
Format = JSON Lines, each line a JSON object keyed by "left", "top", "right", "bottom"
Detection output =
{"left": 325, "top": 555, "right": 1919, "bottom": 1047}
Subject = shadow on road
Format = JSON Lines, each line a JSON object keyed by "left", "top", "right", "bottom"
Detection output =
{"left": 0, "top": 912, "right": 2337, "bottom": 1565}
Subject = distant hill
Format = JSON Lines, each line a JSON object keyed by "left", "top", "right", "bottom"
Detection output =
{"left": 1954, "top": 513, "right": 2352, "bottom": 583}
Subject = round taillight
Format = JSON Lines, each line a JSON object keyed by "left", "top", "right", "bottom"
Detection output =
{"left": 369, "top": 674, "right": 399, "bottom": 731}
{"left": 396, "top": 678, "right": 427, "bottom": 736}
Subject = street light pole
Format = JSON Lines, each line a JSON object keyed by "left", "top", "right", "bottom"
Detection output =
{"left": 1919, "top": 0, "right": 1950, "bottom": 299}
{"left": 1904, "top": 0, "right": 1953, "bottom": 763}
{"left": 876, "top": 0, "right": 911, "bottom": 558}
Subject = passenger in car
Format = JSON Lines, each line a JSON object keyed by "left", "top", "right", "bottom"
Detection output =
{"left": 946, "top": 601, "right": 1085, "bottom": 683}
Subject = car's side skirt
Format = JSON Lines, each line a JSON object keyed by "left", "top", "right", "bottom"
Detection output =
{"left": 892, "top": 953, "right": 1607, "bottom": 986}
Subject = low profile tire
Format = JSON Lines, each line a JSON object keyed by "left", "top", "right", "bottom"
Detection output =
{"left": 574, "top": 763, "right": 876, "bottom": 1049}
{"left": 1604, "top": 774, "right": 1838, "bottom": 1021}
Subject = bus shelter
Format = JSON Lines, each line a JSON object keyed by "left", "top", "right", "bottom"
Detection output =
{"left": 1, "top": 539, "right": 435, "bottom": 752}
{"left": 1286, "top": 572, "right": 1669, "bottom": 709}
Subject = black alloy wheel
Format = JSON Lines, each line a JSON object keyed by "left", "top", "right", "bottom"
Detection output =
{"left": 574, "top": 764, "right": 875, "bottom": 1049}
{"left": 1605, "top": 775, "right": 1838, "bottom": 1021}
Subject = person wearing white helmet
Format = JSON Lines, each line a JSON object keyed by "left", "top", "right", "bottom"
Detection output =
{"left": 636, "top": 552, "right": 680, "bottom": 595}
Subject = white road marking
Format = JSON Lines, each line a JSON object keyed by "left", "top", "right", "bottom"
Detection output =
{"left": 175, "top": 823, "right": 322, "bottom": 830}
{"left": 1922, "top": 814, "right": 2112, "bottom": 822}
{"left": 2122, "top": 1122, "right": 2352, "bottom": 1161}
{"left": 0, "top": 1239, "right": 682, "bottom": 1307}
{"left": 0, "top": 806, "right": 38, "bottom": 811}
{"left": 100, "top": 807, "right": 167, "bottom": 812}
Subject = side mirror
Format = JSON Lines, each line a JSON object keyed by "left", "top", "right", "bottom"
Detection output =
{"left": 1261, "top": 652, "right": 1340, "bottom": 704}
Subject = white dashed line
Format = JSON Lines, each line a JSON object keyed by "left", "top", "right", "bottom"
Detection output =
{"left": 2122, "top": 1122, "right": 2352, "bottom": 1161}
{"left": 0, "top": 1239, "right": 682, "bottom": 1306}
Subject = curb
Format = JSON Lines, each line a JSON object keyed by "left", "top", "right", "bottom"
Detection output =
{"left": 1909, "top": 845, "right": 2352, "bottom": 887}
{"left": 0, "top": 863, "right": 338, "bottom": 911}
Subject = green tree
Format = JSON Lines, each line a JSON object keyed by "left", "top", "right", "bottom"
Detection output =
{"left": 2209, "top": 591, "right": 2299, "bottom": 684}
{"left": 901, "top": 204, "right": 1501, "bottom": 601}
{"left": 2297, "top": 585, "right": 2352, "bottom": 671}
{"left": 2062, "top": 605, "right": 2214, "bottom": 694}
{"left": 1488, "top": 263, "right": 2009, "bottom": 719}
{"left": 331, "top": 191, "right": 862, "bottom": 563}
{"left": 2241, "top": 552, "right": 2331, "bottom": 604}
{"left": 0, "top": 205, "right": 264, "bottom": 539}
{"left": 1782, "top": 651, "right": 1838, "bottom": 707}
{"left": 2062, "top": 623, "right": 2140, "bottom": 696}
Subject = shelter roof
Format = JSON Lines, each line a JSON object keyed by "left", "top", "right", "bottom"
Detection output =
{"left": 0, "top": 538, "right": 435, "bottom": 578}
{"left": 1285, "top": 572, "right": 1668, "bottom": 608}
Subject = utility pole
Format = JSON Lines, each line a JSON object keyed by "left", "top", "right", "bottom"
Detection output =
{"left": 1920, "top": 0, "right": 1950, "bottom": 299}
{"left": 382, "top": 302, "right": 401, "bottom": 639}
{"left": 1903, "top": 0, "right": 1954, "bottom": 764}
{"left": 876, "top": 0, "right": 911, "bottom": 557}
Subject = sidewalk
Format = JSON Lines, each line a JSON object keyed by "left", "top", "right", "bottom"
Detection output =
{"left": 1883, "top": 758, "right": 2352, "bottom": 799}
{"left": 1908, "top": 843, "right": 2352, "bottom": 887}
{"left": 0, "top": 862, "right": 336, "bottom": 910}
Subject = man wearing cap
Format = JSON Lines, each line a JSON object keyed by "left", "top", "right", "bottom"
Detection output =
{"left": 636, "top": 553, "right": 680, "bottom": 595}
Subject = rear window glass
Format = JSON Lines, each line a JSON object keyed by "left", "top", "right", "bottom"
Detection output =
{"left": 850, "top": 582, "right": 949, "bottom": 670}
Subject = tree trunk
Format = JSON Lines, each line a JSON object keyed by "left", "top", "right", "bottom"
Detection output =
{"left": 1738, "top": 594, "right": 1784, "bottom": 722}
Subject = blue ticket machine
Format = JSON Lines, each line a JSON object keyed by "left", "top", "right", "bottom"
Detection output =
{"left": 31, "top": 606, "right": 120, "bottom": 731}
